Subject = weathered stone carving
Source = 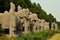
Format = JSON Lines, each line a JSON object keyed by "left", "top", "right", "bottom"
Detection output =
{"left": 10, "top": 2, "right": 15, "bottom": 10}
{"left": 18, "top": 5, "right": 22, "bottom": 11}
{"left": 0, "top": 2, "right": 58, "bottom": 37}
{"left": 51, "top": 22, "right": 58, "bottom": 31}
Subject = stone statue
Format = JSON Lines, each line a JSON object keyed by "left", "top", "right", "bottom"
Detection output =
{"left": 18, "top": 5, "right": 22, "bottom": 11}
{"left": 10, "top": 2, "right": 15, "bottom": 10}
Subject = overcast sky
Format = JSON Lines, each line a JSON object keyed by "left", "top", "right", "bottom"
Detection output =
{"left": 31, "top": 0, "right": 60, "bottom": 21}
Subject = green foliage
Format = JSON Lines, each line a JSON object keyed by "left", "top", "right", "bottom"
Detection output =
{"left": 0, "top": 34, "right": 13, "bottom": 40}
{"left": 0, "top": 0, "right": 57, "bottom": 23}
{"left": 14, "top": 30, "right": 59, "bottom": 40}
{"left": 1, "top": 0, "right": 60, "bottom": 29}
{"left": 0, "top": 24, "right": 4, "bottom": 34}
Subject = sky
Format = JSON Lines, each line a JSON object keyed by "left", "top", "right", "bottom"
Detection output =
{"left": 31, "top": 0, "right": 60, "bottom": 21}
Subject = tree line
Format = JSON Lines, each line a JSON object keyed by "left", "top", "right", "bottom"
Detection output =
{"left": 0, "top": 0, "right": 60, "bottom": 30}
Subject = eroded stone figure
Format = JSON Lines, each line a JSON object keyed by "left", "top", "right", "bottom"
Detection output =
{"left": 0, "top": 2, "right": 58, "bottom": 37}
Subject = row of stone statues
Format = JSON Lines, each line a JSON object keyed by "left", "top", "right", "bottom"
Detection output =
{"left": 0, "top": 2, "right": 58, "bottom": 37}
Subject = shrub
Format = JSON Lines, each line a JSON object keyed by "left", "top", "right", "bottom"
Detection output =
{"left": 15, "top": 30, "right": 60, "bottom": 40}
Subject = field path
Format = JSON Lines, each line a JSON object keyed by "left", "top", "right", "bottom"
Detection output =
{"left": 47, "top": 33, "right": 60, "bottom": 40}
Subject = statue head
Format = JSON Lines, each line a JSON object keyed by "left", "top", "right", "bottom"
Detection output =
{"left": 10, "top": 2, "right": 15, "bottom": 10}
{"left": 18, "top": 5, "right": 22, "bottom": 11}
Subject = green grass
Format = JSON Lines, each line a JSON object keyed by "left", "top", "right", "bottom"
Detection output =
{"left": 0, "top": 30, "right": 60, "bottom": 40}
{"left": 14, "top": 30, "right": 60, "bottom": 40}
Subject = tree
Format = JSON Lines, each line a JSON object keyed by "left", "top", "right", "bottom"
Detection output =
{"left": 0, "top": 0, "right": 57, "bottom": 23}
